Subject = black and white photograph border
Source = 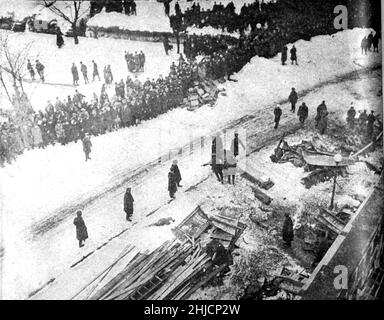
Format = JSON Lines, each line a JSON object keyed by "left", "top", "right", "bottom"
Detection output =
{"left": 0, "top": 0, "right": 383, "bottom": 302}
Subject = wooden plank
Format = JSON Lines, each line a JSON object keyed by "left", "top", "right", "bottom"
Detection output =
{"left": 210, "top": 219, "right": 237, "bottom": 236}
{"left": 251, "top": 186, "right": 272, "bottom": 205}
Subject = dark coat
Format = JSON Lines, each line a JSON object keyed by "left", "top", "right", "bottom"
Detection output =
{"left": 56, "top": 32, "right": 64, "bottom": 48}
{"left": 282, "top": 216, "right": 294, "bottom": 243}
{"left": 298, "top": 104, "right": 308, "bottom": 119}
{"left": 290, "top": 47, "right": 297, "bottom": 60}
{"left": 82, "top": 136, "right": 92, "bottom": 153}
{"left": 74, "top": 216, "right": 88, "bottom": 241}
{"left": 124, "top": 191, "right": 134, "bottom": 213}
{"left": 71, "top": 65, "right": 79, "bottom": 80}
{"left": 168, "top": 171, "right": 177, "bottom": 194}
{"left": 274, "top": 107, "right": 282, "bottom": 121}
{"left": 288, "top": 90, "right": 298, "bottom": 104}
{"left": 171, "top": 164, "right": 182, "bottom": 184}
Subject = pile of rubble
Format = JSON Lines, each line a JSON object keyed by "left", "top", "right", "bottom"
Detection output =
{"left": 83, "top": 206, "right": 245, "bottom": 300}
{"left": 182, "top": 79, "right": 226, "bottom": 111}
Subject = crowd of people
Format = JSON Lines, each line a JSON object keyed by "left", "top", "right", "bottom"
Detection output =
{"left": 125, "top": 50, "right": 146, "bottom": 72}
{"left": 0, "top": 58, "right": 201, "bottom": 166}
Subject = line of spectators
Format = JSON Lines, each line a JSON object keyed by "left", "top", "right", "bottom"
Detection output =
{"left": 0, "top": 59, "right": 200, "bottom": 166}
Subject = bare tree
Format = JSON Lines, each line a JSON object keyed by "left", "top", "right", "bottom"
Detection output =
{"left": 41, "top": 1, "right": 88, "bottom": 45}
{"left": 0, "top": 34, "right": 32, "bottom": 108}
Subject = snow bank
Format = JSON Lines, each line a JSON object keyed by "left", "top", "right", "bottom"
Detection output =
{"left": 87, "top": 6, "right": 173, "bottom": 33}
{"left": 186, "top": 25, "right": 240, "bottom": 38}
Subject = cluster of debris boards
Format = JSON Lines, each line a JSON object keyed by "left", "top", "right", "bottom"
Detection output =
{"left": 182, "top": 79, "right": 226, "bottom": 111}
{"left": 85, "top": 206, "right": 245, "bottom": 300}
{"left": 270, "top": 130, "right": 383, "bottom": 189}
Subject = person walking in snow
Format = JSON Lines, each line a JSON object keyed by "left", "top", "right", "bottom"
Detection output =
{"left": 56, "top": 28, "right": 64, "bottom": 48}
{"left": 168, "top": 167, "right": 178, "bottom": 199}
{"left": 361, "top": 36, "right": 368, "bottom": 55}
{"left": 290, "top": 45, "right": 298, "bottom": 65}
{"left": 282, "top": 212, "right": 294, "bottom": 248}
{"left": 92, "top": 60, "right": 100, "bottom": 81}
{"left": 71, "top": 63, "right": 79, "bottom": 86}
{"left": 123, "top": 187, "right": 134, "bottom": 221}
{"left": 73, "top": 210, "right": 88, "bottom": 248}
{"left": 367, "top": 110, "right": 376, "bottom": 138}
{"left": 35, "top": 60, "right": 45, "bottom": 82}
{"left": 81, "top": 133, "right": 92, "bottom": 161}
{"left": 347, "top": 106, "right": 356, "bottom": 128}
{"left": 297, "top": 102, "right": 309, "bottom": 127}
{"left": 274, "top": 105, "right": 282, "bottom": 129}
{"left": 27, "top": 59, "right": 35, "bottom": 80}
{"left": 171, "top": 160, "right": 182, "bottom": 187}
{"left": 288, "top": 88, "right": 298, "bottom": 113}
{"left": 281, "top": 46, "right": 288, "bottom": 65}
{"left": 230, "top": 132, "right": 245, "bottom": 157}
{"left": 318, "top": 111, "right": 329, "bottom": 135}
{"left": 163, "top": 36, "right": 172, "bottom": 55}
{"left": 80, "top": 61, "right": 89, "bottom": 84}
{"left": 315, "top": 101, "right": 327, "bottom": 128}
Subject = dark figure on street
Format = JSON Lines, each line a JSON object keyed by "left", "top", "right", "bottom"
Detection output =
{"left": 163, "top": 36, "right": 172, "bottom": 55}
{"left": 315, "top": 101, "right": 327, "bottom": 127}
{"left": 346, "top": 106, "right": 356, "bottom": 128}
{"left": 281, "top": 46, "right": 288, "bottom": 65}
{"left": 318, "top": 111, "right": 328, "bottom": 135}
{"left": 80, "top": 61, "right": 89, "bottom": 84}
{"left": 56, "top": 29, "right": 64, "bottom": 48}
{"left": 288, "top": 88, "right": 298, "bottom": 113}
{"left": 367, "top": 32, "right": 374, "bottom": 51}
{"left": 373, "top": 32, "right": 380, "bottom": 52}
{"left": 35, "top": 60, "right": 45, "bottom": 82}
{"left": 27, "top": 59, "right": 35, "bottom": 80}
{"left": 282, "top": 212, "right": 294, "bottom": 247}
{"left": 274, "top": 105, "right": 282, "bottom": 129}
{"left": 367, "top": 110, "right": 376, "bottom": 138}
{"left": 359, "top": 109, "right": 368, "bottom": 126}
{"left": 82, "top": 134, "right": 92, "bottom": 161}
{"left": 297, "top": 102, "right": 309, "bottom": 127}
{"left": 71, "top": 63, "right": 79, "bottom": 86}
{"left": 211, "top": 135, "right": 224, "bottom": 183}
{"left": 131, "top": 1, "right": 137, "bottom": 15}
{"left": 73, "top": 210, "right": 88, "bottom": 248}
{"left": 171, "top": 160, "right": 182, "bottom": 187}
{"left": 290, "top": 45, "right": 298, "bottom": 65}
{"left": 168, "top": 167, "right": 178, "bottom": 198}
{"left": 92, "top": 60, "right": 100, "bottom": 81}
{"left": 231, "top": 132, "right": 245, "bottom": 157}
{"left": 123, "top": 187, "right": 134, "bottom": 221}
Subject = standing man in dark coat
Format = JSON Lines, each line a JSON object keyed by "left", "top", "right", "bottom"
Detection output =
{"left": 231, "top": 132, "right": 245, "bottom": 157}
{"left": 35, "top": 60, "right": 45, "bottom": 82}
{"left": 123, "top": 187, "right": 134, "bottom": 221}
{"left": 92, "top": 60, "right": 100, "bottom": 81}
{"left": 297, "top": 102, "right": 309, "bottom": 127}
{"left": 346, "top": 106, "right": 356, "bottom": 128}
{"left": 171, "top": 160, "right": 182, "bottom": 187}
{"left": 367, "top": 111, "right": 376, "bottom": 138}
{"left": 56, "top": 29, "right": 64, "bottom": 48}
{"left": 290, "top": 45, "right": 298, "bottom": 65}
{"left": 367, "top": 32, "right": 374, "bottom": 51}
{"left": 288, "top": 88, "right": 298, "bottom": 113}
{"left": 372, "top": 32, "right": 380, "bottom": 52}
{"left": 168, "top": 167, "right": 177, "bottom": 199}
{"left": 274, "top": 105, "right": 282, "bottom": 129}
{"left": 82, "top": 133, "right": 92, "bottom": 161}
{"left": 282, "top": 212, "right": 294, "bottom": 247}
{"left": 27, "top": 59, "right": 35, "bottom": 80}
{"left": 316, "top": 101, "right": 327, "bottom": 127}
{"left": 281, "top": 46, "right": 288, "bottom": 65}
{"left": 73, "top": 210, "right": 88, "bottom": 247}
{"left": 80, "top": 62, "right": 89, "bottom": 84}
{"left": 71, "top": 63, "right": 79, "bottom": 86}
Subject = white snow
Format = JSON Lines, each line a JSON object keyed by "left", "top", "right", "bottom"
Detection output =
{"left": 0, "top": 29, "right": 180, "bottom": 111}
{"left": 186, "top": 25, "right": 241, "bottom": 38}
{"left": 0, "top": 27, "right": 382, "bottom": 299}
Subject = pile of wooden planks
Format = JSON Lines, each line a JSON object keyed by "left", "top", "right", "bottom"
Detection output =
{"left": 209, "top": 213, "right": 247, "bottom": 250}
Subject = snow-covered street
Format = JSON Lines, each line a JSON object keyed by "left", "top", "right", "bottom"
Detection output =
{"left": 0, "top": 26, "right": 381, "bottom": 299}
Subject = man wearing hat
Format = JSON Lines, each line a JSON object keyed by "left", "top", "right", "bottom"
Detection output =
{"left": 124, "top": 187, "right": 134, "bottom": 221}
{"left": 73, "top": 211, "right": 88, "bottom": 248}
